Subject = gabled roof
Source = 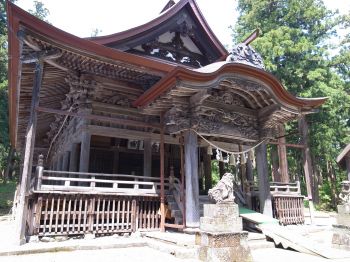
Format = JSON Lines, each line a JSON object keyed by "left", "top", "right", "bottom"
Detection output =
{"left": 88, "top": 0, "right": 228, "bottom": 62}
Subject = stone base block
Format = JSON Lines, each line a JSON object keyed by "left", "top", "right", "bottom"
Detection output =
{"left": 333, "top": 224, "right": 350, "bottom": 250}
{"left": 200, "top": 216, "right": 243, "bottom": 233}
{"left": 337, "top": 205, "right": 350, "bottom": 226}
{"left": 196, "top": 232, "right": 252, "bottom": 262}
{"left": 203, "top": 202, "right": 239, "bottom": 218}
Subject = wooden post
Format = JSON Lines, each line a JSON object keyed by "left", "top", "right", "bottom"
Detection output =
{"left": 271, "top": 145, "right": 281, "bottom": 182}
{"left": 239, "top": 144, "right": 247, "bottom": 190}
{"left": 160, "top": 114, "right": 165, "bottom": 231}
{"left": 256, "top": 143, "right": 273, "bottom": 217}
{"left": 143, "top": 138, "right": 152, "bottom": 177}
{"left": 218, "top": 161, "right": 225, "bottom": 179}
{"left": 184, "top": 130, "right": 200, "bottom": 227}
{"left": 69, "top": 143, "right": 79, "bottom": 172}
{"left": 57, "top": 154, "right": 63, "bottom": 171}
{"left": 15, "top": 60, "right": 43, "bottom": 245}
{"left": 62, "top": 151, "right": 70, "bottom": 171}
{"left": 36, "top": 155, "right": 44, "bottom": 190}
{"left": 79, "top": 131, "right": 91, "bottom": 172}
{"left": 298, "top": 115, "right": 315, "bottom": 223}
{"left": 203, "top": 147, "right": 212, "bottom": 193}
{"left": 277, "top": 124, "right": 289, "bottom": 183}
{"left": 346, "top": 156, "right": 350, "bottom": 181}
{"left": 180, "top": 136, "right": 186, "bottom": 226}
{"left": 246, "top": 151, "right": 254, "bottom": 181}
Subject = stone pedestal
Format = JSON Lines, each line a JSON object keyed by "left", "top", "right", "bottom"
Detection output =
{"left": 333, "top": 204, "right": 350, "bottom": 250}
{"left": 196, "top": 202, "right": 252, "bottom": 262}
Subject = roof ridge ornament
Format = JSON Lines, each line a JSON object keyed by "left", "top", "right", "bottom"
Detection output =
{"left": 226, "top": 29, "right": 264, "bottom": 69}
{"left": 226, "top": 44, "right": 265, "bottom": 70}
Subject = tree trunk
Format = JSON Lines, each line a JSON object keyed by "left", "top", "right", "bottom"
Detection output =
{"left": 3, "top": 146, "right": 15, "bottom": 183}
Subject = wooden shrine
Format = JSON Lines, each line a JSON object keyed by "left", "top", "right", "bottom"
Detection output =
{"left": 7, "top": 0, "right": 327, "bottom": 244}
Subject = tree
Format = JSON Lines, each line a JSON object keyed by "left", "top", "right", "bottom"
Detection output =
{"left": 28, "top": 0, "right": 49, "bottom": 22}
{"left": 233, "top": 0, "right": 350, "bottom": 209}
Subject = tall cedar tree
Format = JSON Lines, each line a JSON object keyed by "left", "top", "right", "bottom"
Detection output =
{"left": 233, "top": 0, "right": 350, "bottom": 209}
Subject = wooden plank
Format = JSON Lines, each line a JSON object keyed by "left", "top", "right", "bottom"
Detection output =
{"left": 84, "top": 198, "right": 88, "bottom": 232}
{"left": 107, "top": 198, "right": 110, "bottom": 232}
{"left": 96, "top": 198, "right": 100, "bottom": 232}
{"left": 60, "top": 197, "right": 66, "bottom": 233}
{"left": 117, "top": 199, "right": 120, "bottom": 230}
{"left": 43, "top": 197, "right": 49, "bottom": 235}
{"left": 49, "top": 197, "right": 54, "bottom": 233}
{"left": 112, "top": 199, "right": 115, "bottom": 230}
{"left": 34, "top": 197, "right": 43, "bottom": 235}
{"left": 67, "top": 197, "right": 72, "bottom": 233}
{"left": 78, "top": 198, "right": 82, "bottom": 232}
{"left": 121, "top": 200, "right": 125, "bottom": 230}
{"left": 126, "top": 199, "right": 130, "bottom": 229}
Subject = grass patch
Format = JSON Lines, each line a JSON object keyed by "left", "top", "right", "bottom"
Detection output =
{"left": 0, "top": 180, "right": 16, "bottom": 215}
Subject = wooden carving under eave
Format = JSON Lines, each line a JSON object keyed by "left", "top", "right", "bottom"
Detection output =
{"left": 164, "top": 105, "right": 259, "bottom": 141}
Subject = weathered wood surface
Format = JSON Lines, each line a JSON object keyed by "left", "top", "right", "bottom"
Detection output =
{"left": 277, "top": 124, "right": 289, "bottom": 183}
{"left": 256, "top": 143, "right": 273, "bottom": 217}
{"left": 272, "top": 196, "right": 305, "bottom": 225}
{"left": 15, "top": 61, "right": 43, "bottom": 245}
{"left": 36, "top": 170, "right": 171, "bottom": 196}
{"left": 184, "top": 130, "right": 200, "bottom": 227}
{"left": 31, "top": 194, "right": 160, "bottom": 236}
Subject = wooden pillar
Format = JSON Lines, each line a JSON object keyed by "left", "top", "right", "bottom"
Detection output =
{"left": 278, "top": 124, "right": 289, "bottom": 183}
{"left": 239, "top": 144, "right": 247, "bottom": 189}
{"left": 298, "top": 115, "right": 315, "bottom": 223}
{"left": 184, "top": 130, "right": 200, "bottom": 227}
{"left": 256, "top": 143, "right": 273, "bottom": 217}
{"left": 246, "top": 151, "right": 254, "bottom": 181}
{"left": 203, "top": 147, "right": 212, "bottom": 192}
{"left": 15, "top": 61, "right": 43, "bottom": 245}
{"left": 62, "top": 151, "right": 70, "bottom": 171}
{"left": 79, "top": 131, "right": 91, "bottom": 172}
{"left": 57, "top": 154, "right": 63, "bottom": 171}
{"left": 271, "top": 145, "right": 281, "bottom": 182}
{"left": 143, "top": 138, "right": 152, "bottom": 177}
{"left": 69, "top": 143, "right": 79, "bottom": 172}
{"left": 160, "top": 115, "right": 165, "bottom": 231}
{"left": 218, "top": 161, "right": 225, "bottom": 179}
{"left": 346, "top": 156, "right": 350, "bottom": 181}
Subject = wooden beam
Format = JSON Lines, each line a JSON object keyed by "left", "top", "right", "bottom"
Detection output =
{"left": 268, "top": 141, "right": 305, "bottom": 149}
{"left": 35, "top": 106, "right": 161, "bottom": 129}
{"left": 242, "top": 29, "right": 260, "bottom": 45}
{"left": 15, "top": 60, "right": 43, "bottom": 245}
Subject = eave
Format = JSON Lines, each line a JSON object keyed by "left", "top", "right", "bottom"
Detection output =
{"left": 88, "top": 0, "right": 228, "bottom": 61}
{"left": 6, "top": 1, "right": 177, "bottom": 148}
{"left": 133, "top": 62, "right": 328, "bottom": 111}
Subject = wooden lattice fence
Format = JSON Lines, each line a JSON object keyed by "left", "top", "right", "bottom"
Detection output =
{"left": 29, "top": 193, "right": 161, "bottom": 236}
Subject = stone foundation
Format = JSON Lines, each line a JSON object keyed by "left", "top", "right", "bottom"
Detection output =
{"left": 196, "top": 203, "right": 252, "bottom": 262}
{"left": 332, "top": 204, "right": 350, "bottom": 250}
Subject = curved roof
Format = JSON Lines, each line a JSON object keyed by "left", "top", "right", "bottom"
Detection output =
{"left": 7, "top": 1, "right": 176, "bottom": 147}
{"left": 88, "top": 0, "right": 228, "bottom": 60}
{"left": 133, "top": 61, "right": 328, "bottom": 109}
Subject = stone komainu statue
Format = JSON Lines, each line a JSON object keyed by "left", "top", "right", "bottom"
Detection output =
{"left": 339, "top": 181, "right": 350, "bottom": 205}
{"left": 208, "top": 173, "right": 235, "bottom": 203}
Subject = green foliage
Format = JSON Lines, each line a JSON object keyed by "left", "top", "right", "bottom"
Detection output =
{"left": 28, "top": 0, "right": 50, "bottom": 22}
{"left": 233, "top": 0, "right": 350, "bottom": 209}
{"left": 0, "top": 180, "right": 16, "bottom": 215}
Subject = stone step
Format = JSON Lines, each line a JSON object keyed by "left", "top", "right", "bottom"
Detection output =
{"left": 247, "top": 239, "right": 275, "bottom": 249}
{"left": 247, "top": 232, "right": 275, "bottom": 249}
{"left": 146, "top": 238, "right": 198, "bottom": 260}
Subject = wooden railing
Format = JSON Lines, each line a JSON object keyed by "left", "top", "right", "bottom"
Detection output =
{"left": 34, "top": 170, "right": 171, "bottom": 196}
{"left": 244, "top": 180, "right": 301, "bottom": 196}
